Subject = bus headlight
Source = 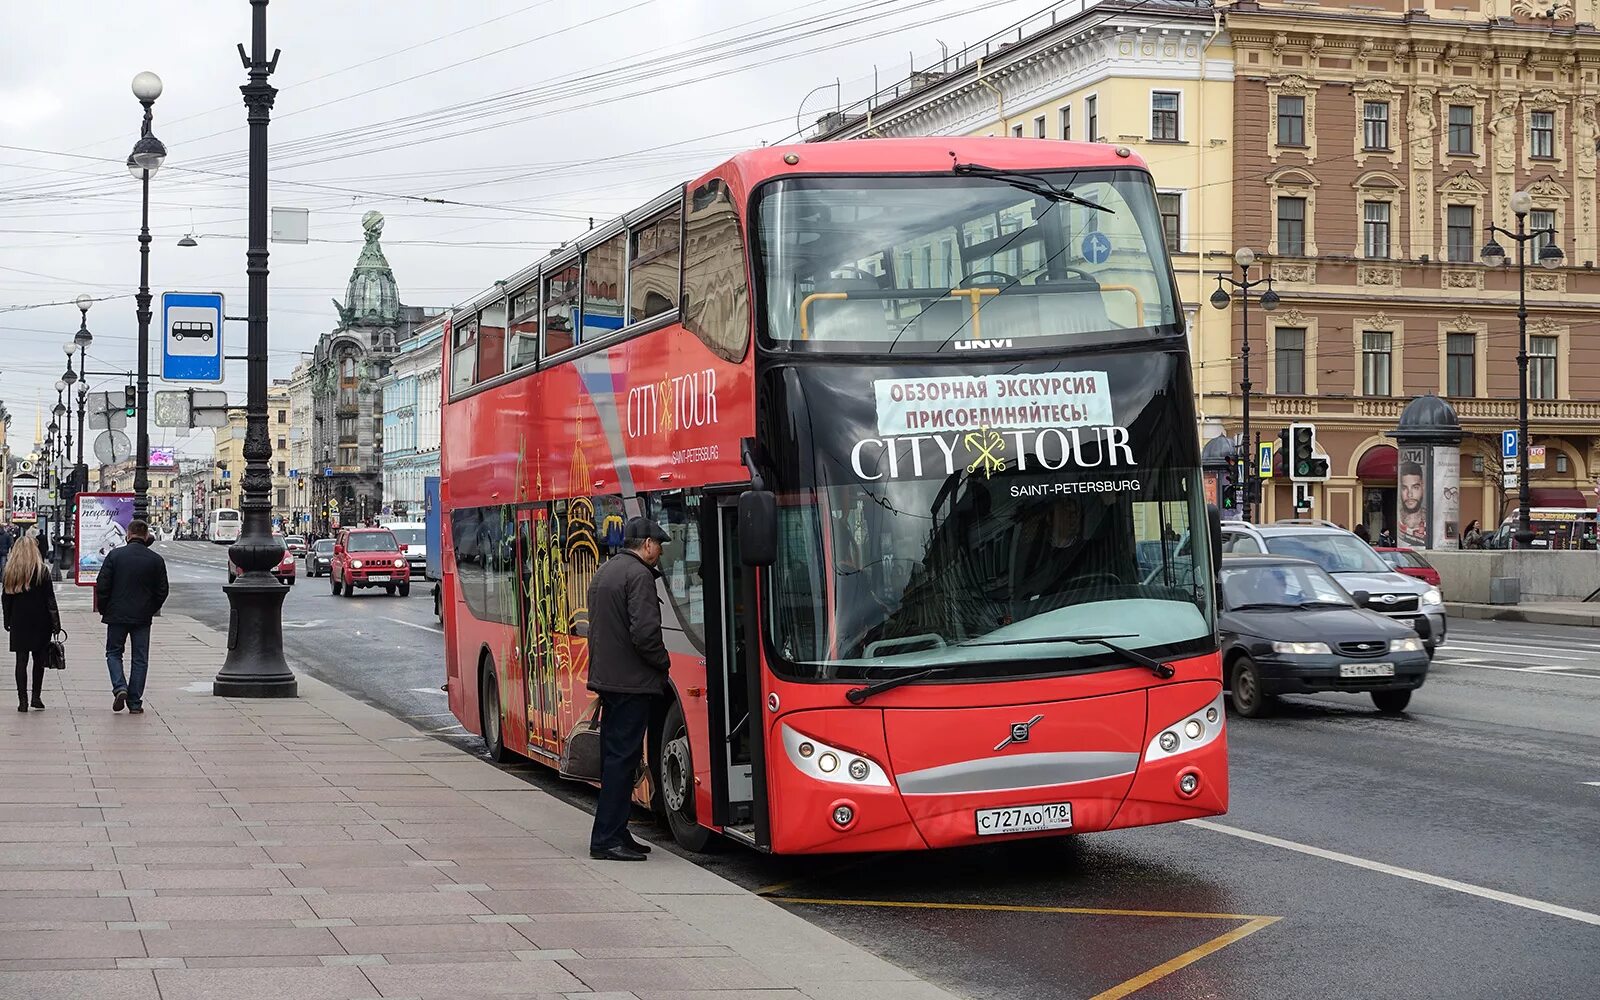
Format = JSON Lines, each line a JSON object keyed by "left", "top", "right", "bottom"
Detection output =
{"left": 1145, "top": 691, "right": 1226, "bottom": 763}
{"left": 781, "top": 725, "right": 891, "bottom": 788}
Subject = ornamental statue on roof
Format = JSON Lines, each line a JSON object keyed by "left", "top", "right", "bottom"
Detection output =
{"left": 331, "top": 210, "right": 400, "bottom": 330}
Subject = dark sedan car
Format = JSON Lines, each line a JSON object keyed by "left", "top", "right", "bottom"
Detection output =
{"left": 305, "top": 538, "right": 335, "bottom": 577}
{"left": 1218, "top": 555, "right": 1430, "bottom": 718}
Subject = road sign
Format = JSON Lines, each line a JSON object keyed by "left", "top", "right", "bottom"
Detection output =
{"left": 1081, "top": 231, "right": 1112, "bottom": 265}
{"left": 86, "top": 392, "right": 128, "bottom": 431}
{"left": 92, "top": 430, "right": 133, "bottom": 465}
{"left": 1258, "top": 442, "right": 1273, "bottom": 479}
{"left": 153, "top": 389, "right": 230, "bottom": 428}
{"left": 327, "top": 499, "right": 339, "bottom": 511}
{"left": 1503, "top": 457, "right": 1517, "bottom": 473}
{"left": 323, "top": 467, "right": 333, "bottom": 478}
{"left": 1503, "top": 472, "right": 1520, "bottom": 490}
{"left": 1529, "top": 445, "right": 1546, "bottom": 471}
{"left": 160, "top": 291, "right": 225, "bottom": 383}
{"left": 288, "top": 468, "right": 298, "bottom": 479}
{"left": 1502, "top": 429, "right": 1518, "bottom": 459}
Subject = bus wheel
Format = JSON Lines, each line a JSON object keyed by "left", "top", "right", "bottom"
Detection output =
{"left": 659, "top": 700, "right": 714, "bottom": 852}
{"left": 479, "top": 660, "right": 508, "bottom": 763}
{"left": 432, "top": 585, "right": 440, "bottom": 619}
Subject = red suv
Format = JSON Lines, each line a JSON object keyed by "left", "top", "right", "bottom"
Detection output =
{"left": 330, "top": 528, "right": 412, "bottom": 597}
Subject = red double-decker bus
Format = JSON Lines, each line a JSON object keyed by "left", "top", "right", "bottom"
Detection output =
{"left": 440, "top": 137, "right": 1226, "bottom": 853}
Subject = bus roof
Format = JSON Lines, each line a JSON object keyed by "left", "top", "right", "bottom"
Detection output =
{"left": 451, "top": 137, "right": 1151, "bottom": 327}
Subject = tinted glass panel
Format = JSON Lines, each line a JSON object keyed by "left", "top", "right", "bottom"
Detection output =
{"left": 630, "top": 209, "right": 681, "bottom": 321}
{"left": 544, "top": 262, "right": 579, "bottom": 356}
{"left": 508, "top": 285, "right": 539, "bottom": 370}
{"left": 583, "top": 233, "right": 626, "bottom": 342}
{"left": 683, "top": 178, "right": 751, "bottom": 362}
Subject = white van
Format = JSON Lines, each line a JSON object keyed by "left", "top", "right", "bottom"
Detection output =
{"left": 381, "top": 522, "right": 427, "bottom": 577}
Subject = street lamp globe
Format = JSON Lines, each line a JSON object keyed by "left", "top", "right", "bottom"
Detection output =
{"left": 1260, "top": 287, "right": 1281, "bottom": 311}
{"left": 62, "top": 341, "right": 76, "bottom": 357}
{"left": 1209, "top": 285, "right": 1231, "bottom": 310}
{"left": 131, "top": 71, "right": 163, "bottom": 103}
{"left": 62, "top": 367, "right": 76, "bottom": 385}
{"left": 1234, "top": 247, "right": 1257, "bottom": 269}
{"left": 52, "top": 403, "right": 66, "bottom": 419}
{"left": 75, "top": 294, "right": 92, "bottom": 313}
{"left": 129, "top": 134, "right": 167, "bottom": 176}
{"left": 54, "top": 380, "right": 65, "bottom": 393}
{"left": 1539, "top": 242, "right": 1565, "bottom": 270}
{"left": 1481, "top": 238, "right": 1507, "bottom": 268}
{"left": 1510, "top": 190, "right": 1534, "bottom": 216}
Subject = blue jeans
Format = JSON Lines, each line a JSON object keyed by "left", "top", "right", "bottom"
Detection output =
{"left": 106, "top": 624, "right": 151, "bottom": 709}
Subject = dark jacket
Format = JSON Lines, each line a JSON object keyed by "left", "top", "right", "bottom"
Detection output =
{"left": 94, "top": 539, "right": 169, "bottom": 626}
{"left": 2, "top": 570, "right": 58, "bottom": 653}
{"left": 0, "top": 530, "right": 12, "bottom": 564}
{"left": 586, "top": 549, "right": 671, "bottom": 695}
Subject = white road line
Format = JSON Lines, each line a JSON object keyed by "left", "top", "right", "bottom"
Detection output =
{"left": 1186, "top": 819, "right": 1600, "bottom": 927}
{"left": 1583, "top": 782, "right": 1600, "bottom": 788}
{"left": 1443, "top": 642, "right": 1590, "bottom": 662}
{"left": 1436, "top": 660, "right": 1600, "bottom": 679}
{"left": 386, "top": 617, "right": 442, "bottom": 634}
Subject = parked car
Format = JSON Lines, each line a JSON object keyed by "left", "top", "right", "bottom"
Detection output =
{"left": 229, "top": 547, "right": 297, "bottom": 585}
{"left": 1219, "top": 520, "right": 1445, "bottom": 655}
{"left": 283, "top": 535, "right": 308, "bottom": 557}
{"left": 330, "top": 528, "right": 411, "bottom": 597}
{"left": 305, "top": 538, "right": 335, "bottom": 577}
{"left": 1374, "top": 547, "right": 1441, "bottom": 587}
{"left": 1218, "top": 554, "right": 1430, "bottom": 717}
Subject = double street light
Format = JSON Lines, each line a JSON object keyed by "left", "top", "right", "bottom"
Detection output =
{"left": 128, "top": 70, "right": 167, "bottom": 525}
{"left": 1210, "top": 247, "right": 1281, "bottom": 523}
{"left": 1481, "top": 190, "right": 1565, "bottom": 547}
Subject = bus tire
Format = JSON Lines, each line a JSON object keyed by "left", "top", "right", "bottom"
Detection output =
{"left": 479, "top": 657, "right": 508, "bottom": 763}
{"left": 432, "top": 585, "right": 440, "bottom": 619}
{"left": 659, "top": 700, "right": 715, "bottom": 853}
{"left": 1229, "top": 656, "right": 1274, "bottom": 719}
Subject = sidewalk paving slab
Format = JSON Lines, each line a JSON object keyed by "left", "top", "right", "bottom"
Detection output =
{"left": 0, "top": 591, "right": 964, "bottom": 1000}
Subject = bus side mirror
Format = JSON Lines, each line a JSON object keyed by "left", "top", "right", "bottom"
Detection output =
{"left": 738, "top": 490, "right": 777, "bottom": 567}
{"left": 1206, "top": 503, "right": 1223, "bottom": 577}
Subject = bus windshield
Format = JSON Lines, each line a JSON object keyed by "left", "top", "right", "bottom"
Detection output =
{"left": 756, "top": 169, "right": 1179, "bottom": 354}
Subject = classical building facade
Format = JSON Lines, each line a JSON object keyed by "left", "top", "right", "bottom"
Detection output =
{"left": 807, "top": 0, "right": 1239, "bottom": 401}
{"left": 286, "top": 357, "right": 314, "bottom": 529}
{"left": 1224, "top": 0, "right": 1600, "bottom": 536}
{"left": 303, "top": 212, "right": 444, "bottom": 532}
{"left": 377, "top": 313, "right": 445, "bottom": 521}
{"left": 211, "top": 408, "right": 246, "bottom": 514}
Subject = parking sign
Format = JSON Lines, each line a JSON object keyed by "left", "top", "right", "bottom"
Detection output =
{"left": 1502, "top": 429, "right": 1518, "bottom": 459}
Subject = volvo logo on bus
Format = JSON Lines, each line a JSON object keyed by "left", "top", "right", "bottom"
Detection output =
{"left": 994, "top": 714, "right": 1044, "bottom": 751}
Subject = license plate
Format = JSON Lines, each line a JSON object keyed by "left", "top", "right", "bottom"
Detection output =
{"left": 1340, "top": 662, "right": 1395, "bottom": 678}
{"left": 975, "top": 801, "right": 1073, "bottom": 837}
{"left": 368, "top": 574, "right": 390, "bottom": 582}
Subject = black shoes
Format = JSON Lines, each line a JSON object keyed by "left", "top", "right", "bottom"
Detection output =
{"left": 129, "top": 707, "right": 144, "bottom": 715}
{"left": 590, "top": 844, "right": 648, "bottom": 862}
{"left": 15, "top": 703, "right": 25, "bottom": 713}
{"left": 30, "top": 698, "right": 43, "bottom": 710}
{"left": 112, "top": 690, "right": 126, "bottom": 713}
{"left": 623, "top": 835, "right": 652, "bottom": 854}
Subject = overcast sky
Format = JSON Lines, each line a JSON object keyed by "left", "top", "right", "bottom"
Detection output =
{"left": 1, "top": 0, "right": 1046, "bottom": 463}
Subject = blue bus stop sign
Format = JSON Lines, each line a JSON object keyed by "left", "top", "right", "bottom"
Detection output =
{"left": 160, "top": 291, "right": 225, "bottom": 382}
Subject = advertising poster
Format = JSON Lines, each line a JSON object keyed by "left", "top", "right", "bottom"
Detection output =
{"left": 75, "top": 493, "right": 135, "bottom": 587}
{"left": 1430, "top": 450, "right": 1460, "bottom": 550}
{"left": 1397, "top": 446, "right": 1428, "bottom": 549}
{"left": 10, "top": 473, "right": 38, "bottom": 524}
{"left": 149, "top": 446, "right": 177, "bottom": 468}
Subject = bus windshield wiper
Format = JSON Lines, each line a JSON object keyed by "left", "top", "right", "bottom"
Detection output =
{"left": 959, "top": 633, "right": 1174, "bottom": 679}
{"left": 845, "top": 666, "right": 958, "bottom": 705}
{"left": 952, "top": 162, "right": 1113, "bottom": 213}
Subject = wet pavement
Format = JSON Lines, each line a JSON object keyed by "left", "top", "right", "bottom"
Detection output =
{"left": 159, "top": 542, "right": 1600, "bottom": 1000}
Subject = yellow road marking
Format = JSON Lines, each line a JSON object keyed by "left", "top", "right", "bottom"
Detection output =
{"left": 1089, "top": 915, "right": 1281, "bottom": 1000}
{"left": 772, "top": 896, "right": 1270, "bottom": 922}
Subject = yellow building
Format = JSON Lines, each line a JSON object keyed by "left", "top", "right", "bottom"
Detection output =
{"left": 211, "top": 409, "right": 246, "bottom": 513}
{"left": 807, "top": 0, "right": 1237, "bottom": 407}
{"left": 209, "top": 386, "right": 295, "bottom": 526}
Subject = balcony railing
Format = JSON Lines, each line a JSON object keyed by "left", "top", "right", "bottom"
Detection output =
{"left": 1221, "top": 394, "right": 1600, "bottom": 424}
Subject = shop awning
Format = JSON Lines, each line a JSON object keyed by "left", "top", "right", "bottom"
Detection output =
{"left": 1528, "top": 487, "right": 1590, "bottom": 509}
{"left": 1356, "top": 445, "right": 1397, "bottom": 481}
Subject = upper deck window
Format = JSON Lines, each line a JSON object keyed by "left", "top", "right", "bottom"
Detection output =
{"left": 507, "top": 284, "right": 539, "bottom": 371}
{"left": 630, "top": 208, "right": 681, "bottom": 322}
{"left": 682, "top": 178, "right": 750, "bottom": 363}
{"left": 544, "top": 261, "right": 579, "bottom": 357}
{"left": 755, "top": 170, "right": 1180, "bottom": 354}
{"left": 582, "top": 233, "right": 626, "bottom": 343}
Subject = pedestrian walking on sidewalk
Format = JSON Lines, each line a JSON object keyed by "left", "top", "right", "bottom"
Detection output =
{"left": 1, "top": 531, "right": 58, "bottom": 712}
{"left": 93, "top": 520, "right": 168, "bottom": 715}
{"left": 585, "top": 515, "right": 673, "bottom": 862}
{"left": 0, "top": 525, "right": 14, "bottom": 564}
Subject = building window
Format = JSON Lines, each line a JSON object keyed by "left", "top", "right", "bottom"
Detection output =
{"left": 1033, "top": 115, "right": 1046, "bottom": 139}
{"left": 1530, "top": 111, "right": 1555, "bottom": 159}
{"left": 277, "top": 436, "right": 286, "bottom": 449}
{"left": 1448, "top": 105, "right": 1474, "bottom": 154}
{"left": 277, "top": 488, "right": 287, "bottom": 507}
{"left": 1362, "top": 331, "right": 1392, "bottom": 396}
{"left": 1059, "top": 105, "right": 1070, "bottom": 140}
{"left": 1446, "top": 205, "right": 1474, "bottom": 262}
{"left": 1530, "top": 209, "right": 1556, "bottom": 254}
{"left": 1277, "top": 96, "right": 1305, "bottom": 146}
{"left": 1277, "top": 196, "right": 1306, "bottom": 256}
{"left": 1086, "top": 95, "right": 1098, "bottom": 141}
{"left": 1529, "top": 336, "right": 1557, "bottom": 400}
{"left": 276, "top": 461, "right": 285, "bottom": 475}
{"left": 1362, "top": 201, "right": 1391, "bottom": 259}
{"left": 1275, "top": 328, "right": 1306, "bottom": 395}
{"left": 1362, "top": 101, "right": 1390, "bottom": 150}
{"left": 276, "top": 410, "right": 286, "bottom": 424}
{"left": 1446, "top": 333, "right": 1475, "bottom": 396}
{"left": 1157, "top": 193, "right": 1182, "bottom": 252}
{"left": 1150, "top": 91, "right": 1179, "bottom": 141}
{"left": 1011, "top": 123, "right": 1023, "bottom": 138}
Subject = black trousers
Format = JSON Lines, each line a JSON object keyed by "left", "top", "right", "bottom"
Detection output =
{"left": 590, "top": 691, "right": 655, "bottom": 852}
{"left": 14, "top": 649, "right": 45, "bottom": 703}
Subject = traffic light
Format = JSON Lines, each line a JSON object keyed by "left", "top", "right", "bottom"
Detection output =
{"left": 1220, "top": 482, "right": 1237, "bottom": 510}
{"left": 123, "top": 384, "right": 137, "bottom": 417}
{"left": 1289, "top": 423, "right": 1315, "bottom": 479}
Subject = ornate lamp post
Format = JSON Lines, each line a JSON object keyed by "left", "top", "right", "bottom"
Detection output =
{"left": 72, "top": 295, "right": 92, "bottom": 496}
{"left": 1482, "top": 190, "right": 1565, "bottom": 547}
{"left": 1210, "top": 247, "right": 1280, "bottom": 523}
{"left": 128, "top": 71, "right": 167, "bottom": 524}
{"left": 214, "top": 0, "right": 297, "bottom": 698}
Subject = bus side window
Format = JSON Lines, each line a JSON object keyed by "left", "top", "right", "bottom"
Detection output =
{"left": 507, "top": 284, "right": 539, "bottom": 371}
{"left": 544, "top": 262, "right": 579, "bottom": 357}
{"left": 450, "top": 317, "right": 478, "bottom": 395}
{"left": 630, "top": 208, "right": 681, "bottom": 322}
{"left": 582, "top": 234, "right": 626, "bottom": 342}
{"left": 682, "top": 178, "right": 750, "bottom": 363}
{"left": 643, "top": 490, "right": 705, "bottom": 651}
{"left": 477, "top": 298, "right": 507, "bottom": 384}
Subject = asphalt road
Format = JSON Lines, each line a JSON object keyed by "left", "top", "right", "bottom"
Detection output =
{"left": 158, "top": 541, "right": 1600, "bottom": 1000}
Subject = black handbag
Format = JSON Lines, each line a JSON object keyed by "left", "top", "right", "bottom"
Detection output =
{"left": 46, "top": 628, "right": 66, "bottom": 671}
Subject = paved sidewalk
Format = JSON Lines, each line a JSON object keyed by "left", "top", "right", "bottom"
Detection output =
{"left": 1445, "top": 600, "right": 1600, "bottom": 627}
{"left": 0, "top": 587, "right": 958, "bottom": 1000}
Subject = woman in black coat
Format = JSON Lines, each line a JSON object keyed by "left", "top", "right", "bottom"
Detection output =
{"left": 2, "top": 532, "right": 58, "bottom": 711}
